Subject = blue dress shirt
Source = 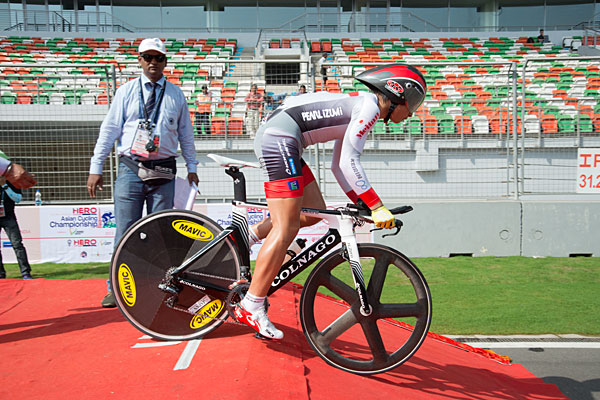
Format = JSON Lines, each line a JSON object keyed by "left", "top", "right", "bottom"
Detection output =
{"left": 90, "top": 74, "right": 197, "bottom": 175}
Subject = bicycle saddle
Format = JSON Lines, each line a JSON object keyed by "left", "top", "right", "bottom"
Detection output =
{"left": 207, "top": 153, "right": 261, "bottom": 169}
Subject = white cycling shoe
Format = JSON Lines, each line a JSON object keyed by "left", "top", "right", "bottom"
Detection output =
{"left": 234, "top": 304, "right": 284, "bottom": 340}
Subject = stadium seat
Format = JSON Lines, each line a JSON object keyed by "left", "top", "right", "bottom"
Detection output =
{"left": 541, "top": 114, "right": 558, "bottom": 133}
{"left": 524, "top": 115, "right": 541, "bottom": 134}
{"left": 405, "top": 116, "right": 422, "bottom": 135}
{"left": 454, "top": 116, "right": 472, "bottom": 134}
{"left": 228, "top": 116, "right": 244, "bottom": 135}
{"left": 423, "top": 115, "right": 439, "bottom": 134}
{"left": 471, "top": 115, "right": 489, "bottom": 134}
{"left": 557, "top": 115, "right": 575, "bottom": 133}
{"left": 437, "top": 115, "right": 454, "bottom": 134}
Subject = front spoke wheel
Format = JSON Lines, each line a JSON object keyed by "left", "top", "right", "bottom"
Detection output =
{"left": 299, "top": 243, "right": 432, "bottom": 375}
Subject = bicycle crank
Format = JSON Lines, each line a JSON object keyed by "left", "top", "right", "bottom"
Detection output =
{"left": 225, "top": 280, "right": 269, "bottom": 320}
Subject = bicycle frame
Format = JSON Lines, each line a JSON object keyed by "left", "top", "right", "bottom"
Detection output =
{"left": 165, "top": 165, "right": 374, "bottom": 315}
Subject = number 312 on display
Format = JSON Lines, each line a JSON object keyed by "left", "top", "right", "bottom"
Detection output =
{"left": 577, "top": 148, "right": 600, "bottom": 193}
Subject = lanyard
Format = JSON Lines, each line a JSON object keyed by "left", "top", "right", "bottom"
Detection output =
{"left": 138, "top": 78, "right": 166, "bottom": 130}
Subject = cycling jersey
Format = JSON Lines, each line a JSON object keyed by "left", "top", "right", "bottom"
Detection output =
{"left": 255, "top": 91, "right": 381, "bottom": 208}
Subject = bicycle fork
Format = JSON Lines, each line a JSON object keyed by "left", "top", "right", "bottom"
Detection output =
{"left": 338, "top": 216, "right": 372, "bottom": 317}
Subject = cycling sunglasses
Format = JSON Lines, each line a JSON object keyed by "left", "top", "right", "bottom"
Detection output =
{"left": 140, "top": 53, "right": 166, "bottom": 63}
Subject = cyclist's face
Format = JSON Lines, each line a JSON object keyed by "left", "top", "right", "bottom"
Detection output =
{"left": 389, "top": 103, "right": 411, "bottom": 123}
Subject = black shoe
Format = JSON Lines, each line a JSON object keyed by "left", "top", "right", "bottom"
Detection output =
{"left": 0, "top": 274, "right": 6, "bottom": 279}
{"left": 101, "top": 292, "right": 116, "bottom": 308}
{"left": 22, "top": 274, "right": 33, "bottom": 280}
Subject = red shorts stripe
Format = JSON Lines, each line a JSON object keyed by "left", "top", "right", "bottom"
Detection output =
{"left": 302, "top": 163, "right": 315, "bottom": 186}
{"left": 264, "top": 177, "right": 304, "bottom": 199}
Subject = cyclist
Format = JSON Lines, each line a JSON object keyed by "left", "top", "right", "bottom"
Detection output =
{"left": 234, "top": 64, "right": 427, "bottom": 339}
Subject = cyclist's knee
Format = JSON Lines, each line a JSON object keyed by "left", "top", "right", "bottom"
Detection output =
{"left": 271, "top": 223, "right": 300, "bottom": 244}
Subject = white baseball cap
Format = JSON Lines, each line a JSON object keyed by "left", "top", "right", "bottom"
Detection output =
{"left": 138, "top": 38, "right": 166, "bottom": 55}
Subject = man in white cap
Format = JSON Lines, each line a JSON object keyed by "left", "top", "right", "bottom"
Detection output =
{"left": 87, "top": 38, "right": 199, "bottom": 308}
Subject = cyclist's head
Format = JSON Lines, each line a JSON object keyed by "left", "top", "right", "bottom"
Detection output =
{"left": 355, "top": 64, "right": 427, "bottom": 121}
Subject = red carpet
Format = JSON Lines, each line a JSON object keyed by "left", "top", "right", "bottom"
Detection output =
{"left": 0, "top": 279, "right": 566, "bottom": 399}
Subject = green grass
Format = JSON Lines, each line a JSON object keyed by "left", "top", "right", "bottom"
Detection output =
{"left": 5, "top": 256, "right": 599, "bottom": 335}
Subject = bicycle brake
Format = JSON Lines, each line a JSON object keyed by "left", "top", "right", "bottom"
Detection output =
{"left": 370, "top": 219, "right": 403, "bottom": 237}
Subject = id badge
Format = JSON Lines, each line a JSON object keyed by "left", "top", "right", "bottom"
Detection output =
{"left": 131, "top": 126, "right": 152, "bottom": 158}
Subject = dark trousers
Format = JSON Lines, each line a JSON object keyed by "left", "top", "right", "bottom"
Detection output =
{"left": 0, "top": 217, "right": 31, "bottom": 277}
{"left": 195, "top": 112, "right": 211, "bottom": 134}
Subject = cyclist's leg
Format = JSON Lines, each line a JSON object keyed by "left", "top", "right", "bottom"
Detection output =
{"left": 235, "top": 195, "right": 301, "bottom": 339}
{"left": 250, "top": 196, "right": 302, "bottom": 296}
{"left": 236, "top": 121, "right": 304, "bottom": 338}
{"left": 250, "top": 160, "right": 324, "bottom": 241}
{"left": 299, "top": 161, "right": 326, "bottom": 226}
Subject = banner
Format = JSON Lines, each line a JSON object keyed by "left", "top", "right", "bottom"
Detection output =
{"left": 1, "top": 203, "right": 373, "bottom": 264}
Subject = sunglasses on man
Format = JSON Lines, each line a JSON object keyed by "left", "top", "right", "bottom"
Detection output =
{"left": 140, "top": 53, "right": 166, "bottom": 63}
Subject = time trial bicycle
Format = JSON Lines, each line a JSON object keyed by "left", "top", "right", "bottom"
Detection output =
{"left": 111, "top": 153, "right": 432, "bottom": 375}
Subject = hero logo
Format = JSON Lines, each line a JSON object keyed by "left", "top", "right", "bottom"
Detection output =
{"left": 71, "top": 239, "right": 97, "bottom": 247}
{"left": 385, "top": 80, "right": 404, "bottom": 96}
{"left": 72, "top": 207, "right": 97, "bottom": 215}
{"left": 356, "top": 115, "right": 379, "bottom": 138}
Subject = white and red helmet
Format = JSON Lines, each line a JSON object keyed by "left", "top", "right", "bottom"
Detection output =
{"left": 355, "top": 64, "right": 427, "bottom": 114}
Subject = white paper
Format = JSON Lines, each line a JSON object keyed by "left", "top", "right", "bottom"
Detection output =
{"left": 174, "top": 177, "right": 199, "bottom": 210}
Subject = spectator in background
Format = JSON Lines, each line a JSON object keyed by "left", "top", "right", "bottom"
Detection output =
{"left": 298, "top": 85, "right": 307, "bottom": 94}
{"left": 0, "top": 150, "right": 37, "bottom": 189}
{"left": 87, "top": 38, "right": 199, "bottom": 308}
{"left": 263, "top": 93, "right": 287, "bottom": 116}
{"left": 244, "top": 84, "right": 263, "bottom": 137}
{"left": 195, "top": 85, "right": 212, "bottom": 135}
{"left": 538, "top": 29, "right": 547, "bottom": 43}
{"left": 317, "top": 53, "right": 329, "bottom": 89}
{"left": 0, "top": 177, "right": 33, "bottom": 280}
{"left": 263, "top": 95, "right": 275, "bottom": 113}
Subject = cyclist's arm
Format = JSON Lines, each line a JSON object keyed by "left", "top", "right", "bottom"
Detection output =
{"left": 333, "top": 101, "right": 383, "bottom": 210}
{"left": 330, "top": 139, "right": 358, "bottom": 203}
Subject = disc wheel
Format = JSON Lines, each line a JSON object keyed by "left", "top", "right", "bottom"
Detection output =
{"left": 111, "top": 209, "right": 242, "bottom": 341}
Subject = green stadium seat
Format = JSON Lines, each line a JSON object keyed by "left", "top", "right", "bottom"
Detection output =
{"left": 557, "top": 115, "right": 575, "bottom": 133}
{"left": 578, "top": 114, "right": 594, "bottom": 133}
{"left": 372, "top": 122, "right": 387, "bottom": 134}
{"left": 1, "top": 94, "right": 16, "bottom": 104}
{"left": 437, "top": 115, "right": 454, "bottom": 134}
{"left": 405, "top": 116, "right": 422, "bottom": 135}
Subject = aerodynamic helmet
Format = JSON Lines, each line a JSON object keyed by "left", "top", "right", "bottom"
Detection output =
{"left": 355, "top": 64, "right": 427, "bottom": 115}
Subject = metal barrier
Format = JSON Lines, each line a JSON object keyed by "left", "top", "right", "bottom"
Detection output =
{"left": 1, "top": 58, "right": 599, "bottom": 204}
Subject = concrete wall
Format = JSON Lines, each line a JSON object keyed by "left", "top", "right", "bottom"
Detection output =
{"left": 375, "top": 200, "right": 600, "bottom": 257}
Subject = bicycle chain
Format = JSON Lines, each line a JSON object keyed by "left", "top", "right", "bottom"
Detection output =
{"left": 164, "top": 276, "right": 252, "bottom": 327}
{"left": 165, "top": 295, "right": 249, "bottom": 327}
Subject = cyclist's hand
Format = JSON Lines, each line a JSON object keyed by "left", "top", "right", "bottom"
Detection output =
{"left": 371, "top": 206, "right": 395, "bottom": 229}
